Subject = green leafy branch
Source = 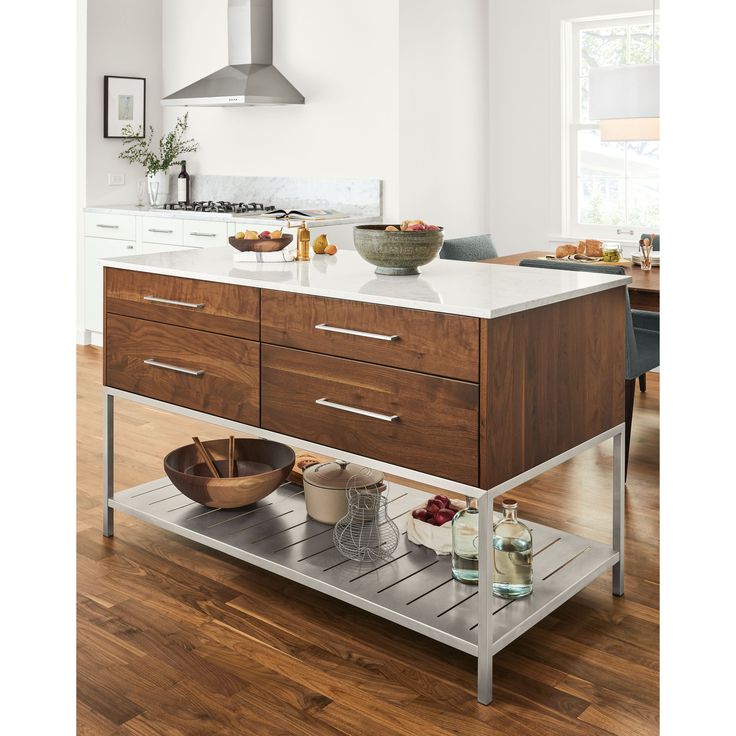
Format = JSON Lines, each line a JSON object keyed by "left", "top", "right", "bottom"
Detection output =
{"left": 118, "top": 113, "right": 199, "bottom": 176}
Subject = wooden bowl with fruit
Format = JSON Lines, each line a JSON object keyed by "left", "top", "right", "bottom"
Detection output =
{"left": 229, "top": 228, "right": 293, "bottom": 252}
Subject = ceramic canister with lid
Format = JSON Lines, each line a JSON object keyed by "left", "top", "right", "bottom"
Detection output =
{"left": 303, "top": 460, "right": 385, "bottom": 524}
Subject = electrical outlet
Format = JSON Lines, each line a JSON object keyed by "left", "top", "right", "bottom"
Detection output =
{"left": 108, "top": 173, "right": 125, "bottom": 186}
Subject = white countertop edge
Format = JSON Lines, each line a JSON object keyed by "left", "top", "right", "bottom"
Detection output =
{"left": 84, "top": 205, "right": 381, "bottom": 228}
{"left": 98, "top": 257, "right": 632, "bottom": 320}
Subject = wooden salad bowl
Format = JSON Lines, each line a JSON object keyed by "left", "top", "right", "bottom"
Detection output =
{"left": 228, "top": 234, "right": 293, "bottom": 253}
{"left": 164, "top": 438, "right": 295, "bottom": 508}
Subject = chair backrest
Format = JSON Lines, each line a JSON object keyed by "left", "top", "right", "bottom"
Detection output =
{"left": 518, "top": 259, "right": 638, "bottom": 379}
{"left": 639, "top": 233, "right": 660, "bottom": 251}
{"left": 440, "top": 235, "right": 497, "bottom": 262}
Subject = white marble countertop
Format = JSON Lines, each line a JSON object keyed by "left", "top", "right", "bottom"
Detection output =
{"left": 100, "top": 247, "right": 631, "bottom": 319}
{"left": 85, "top": 205, "right": 380, "bottom": 228}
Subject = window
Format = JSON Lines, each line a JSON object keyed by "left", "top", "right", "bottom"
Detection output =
{"left": 564, "top": 13, "right": 659, "bottom": 238}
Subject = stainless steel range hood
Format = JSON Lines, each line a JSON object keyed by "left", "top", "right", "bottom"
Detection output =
{"left": 162, "top": 0, "right": 304, "bottom": 107}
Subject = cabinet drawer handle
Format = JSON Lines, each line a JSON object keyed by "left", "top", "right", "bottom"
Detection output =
{"left": 148, "top": 228, "right": 174, "bottom": 234}
{"left": 189, "top": 232, "right": 218, "bottom": 238}
{"left": 144, "top": 358, "right": 205, "bottom": 377}
{"left": 316, "top": 397, "right": 399, "bottom": 422}
{"left": 96, "top": 224, "right": 119, "bottom": 229}
{"left": 143, "top": 295, "right": 205, "bottom": 309}
{"left": 314, "top": 324, "right": 399, "bottom": 342}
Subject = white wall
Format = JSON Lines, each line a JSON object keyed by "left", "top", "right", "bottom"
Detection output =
{"left": 161, "top": 0, "right": 490, "bottom": 235}
{"left": 162, "top": 0, "right": 401, "bottom": 219}
{"left": 399, "top": 0, "right": 490, "bottom": 238}
{"left": 489, "top": 0, "right": 653, "bottom": 255}
{"left": 86, "top": 0, "right": 162, "bottom": 205}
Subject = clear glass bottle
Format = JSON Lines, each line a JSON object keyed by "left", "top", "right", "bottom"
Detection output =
{"left": 451, "top": 497, "right": 479, "bottom": 584}
{"left": 492, "top": 499, "right": 533, "bottom": 598}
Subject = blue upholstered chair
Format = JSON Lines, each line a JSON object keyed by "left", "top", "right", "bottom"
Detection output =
{"left": 519, "top": 259, "right": 659, "bottom": 479}
{"left": 440, "top": 235, "right": 498, "bottom": 262}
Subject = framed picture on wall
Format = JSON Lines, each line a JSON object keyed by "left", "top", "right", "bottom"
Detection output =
{"left": 104, "top": 76, "right": 146, "bottom": 138}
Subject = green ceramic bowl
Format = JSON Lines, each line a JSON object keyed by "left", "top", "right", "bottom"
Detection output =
{"left": 353, "top": 225, "right": 444, "bottom": 275}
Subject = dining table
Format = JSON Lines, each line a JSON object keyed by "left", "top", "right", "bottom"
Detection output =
{"left": 482, "top": 250, "right": 659, "bottom": 312}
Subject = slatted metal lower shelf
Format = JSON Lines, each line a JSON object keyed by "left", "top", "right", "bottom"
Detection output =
{"left": 110, "top": 479, "right": 618, "bottom": 657}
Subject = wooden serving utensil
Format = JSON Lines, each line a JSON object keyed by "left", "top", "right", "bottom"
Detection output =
{"left": 192, "top": 436, "right": 222, "bottom": 478}
{"left": 228, "top": 436, "right": 236, "bottom": 478}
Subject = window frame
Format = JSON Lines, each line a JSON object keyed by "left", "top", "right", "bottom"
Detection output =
{"left": 562, "top": 12, "right": 659, "bottom": 240}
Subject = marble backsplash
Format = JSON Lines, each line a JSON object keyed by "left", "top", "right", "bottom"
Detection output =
{"left": 167, "top": 175, "right": 382, "bottom": 216}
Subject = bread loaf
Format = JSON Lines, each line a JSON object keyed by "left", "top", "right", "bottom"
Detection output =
{"left": 584, "top": 239, "right": 603, "bottom": 257}
{"left": 577, "top": 241, "right": 587, "bottom": 254}
{"left": 555, "top": 244, "right": 578, "bottom": 258}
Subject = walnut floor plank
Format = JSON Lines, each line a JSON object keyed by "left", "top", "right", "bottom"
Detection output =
{"left": 77, "top": 346, "right": 660, "bottom": 734}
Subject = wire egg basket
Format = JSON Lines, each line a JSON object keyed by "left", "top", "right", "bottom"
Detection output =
{"left": 333, "top": 468, "right": 400, "bottom": 562}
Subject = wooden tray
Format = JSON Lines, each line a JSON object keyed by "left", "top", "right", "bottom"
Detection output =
{"left": 539, "top": 256, "right": 633, "bottom": 267}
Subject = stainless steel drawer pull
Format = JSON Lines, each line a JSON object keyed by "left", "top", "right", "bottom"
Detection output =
{"left": 189, "top": 232, "right": 218, "bottom": 237}
{"left": 314, "top": 324, "right": 400, "bottom": 342}
{"left": 148, "top": 228, "right": 174, "bottom": 234}
{"left": 143, "top": 295, "right": 205, "bottom": 309}
{"left": 316, "top": 398, "right": 399, "bottom": 423}
{"left": 144, "top": 358, "right": 205, "bottom": 377}
{"left": 96, "top": 224, "right": 119, "bottom": 229}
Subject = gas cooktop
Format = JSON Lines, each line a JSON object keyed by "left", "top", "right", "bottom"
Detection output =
{"left": 161, "top": 201, "right": 276, "bottom": 214}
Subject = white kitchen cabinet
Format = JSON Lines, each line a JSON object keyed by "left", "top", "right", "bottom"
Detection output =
{"left": 181, "top": 220, "right": 228, "bottom": 246}
{"left": 84, "top": 237, "right": 140, "bottom": 335}
{"left": 140, "top": 219, "right": 183, "bottom": 245}
{"left": 85, "top": 213, "right": 136, "bottom": 241}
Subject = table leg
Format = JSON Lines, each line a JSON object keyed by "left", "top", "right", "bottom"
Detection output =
{"left": 103, "top": 392, "right": 114, "bottom": 537}
{"left": 612, "top": 428, "right": 625, "bottom": 596}
{"left": 477, "top": 490, "right": 493, "bottom": 704}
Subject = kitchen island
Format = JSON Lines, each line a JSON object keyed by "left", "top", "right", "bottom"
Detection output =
{"left": 99, "top": 247, "right": 630, "bottom": 704}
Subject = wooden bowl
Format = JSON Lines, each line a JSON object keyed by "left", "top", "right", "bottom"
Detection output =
{"left": 229, "top": 234, "right": 293, "bottom": 252}
{"left": 164, "top": 438, "right": 295, "bottom": 508}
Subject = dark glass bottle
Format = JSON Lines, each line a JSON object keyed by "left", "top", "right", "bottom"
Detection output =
{"left": 177, "top": 161, "right": 190, "bottom": 204}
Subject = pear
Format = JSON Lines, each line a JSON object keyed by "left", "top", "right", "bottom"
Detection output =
{"left": 244, "top": 230, "right": 259, "bottom": 240}
{"left": 269, "top": 230, "right": 283, "bottom": 240}
{"left": 235, "top": 231, "right": 246, "bottom": 240}
{"left": 313, "top": 233, "right": 329, "bottom": 254}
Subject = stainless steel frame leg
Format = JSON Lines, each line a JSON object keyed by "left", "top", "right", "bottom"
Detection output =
{"left": 103, "top": 392, "right": 114, "bottom": 537}
{"left": 477, "top": 490, "right": 493, "bottom": 704}
{"left": 612, "top": 428, "right": 625, "bottom": 596}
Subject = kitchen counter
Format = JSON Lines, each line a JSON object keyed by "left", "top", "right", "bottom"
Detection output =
{"left": 85, "top": 205, "right": 380, "bottom": 229}
{"left": 100, "top": 246, "right": 631, "bottom": 320}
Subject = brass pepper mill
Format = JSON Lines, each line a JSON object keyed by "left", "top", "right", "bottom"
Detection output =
{"left": 297, "top": 220, "right": 311, "bottom": 261}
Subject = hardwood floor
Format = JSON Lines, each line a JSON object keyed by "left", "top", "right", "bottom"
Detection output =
{"left": 77, "top": 345, "right": 659, "bottom": 735}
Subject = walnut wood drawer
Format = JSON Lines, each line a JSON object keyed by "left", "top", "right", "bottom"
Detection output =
{"left": 261, "top": 345, "right": 479, "bottom": 485}
{"left": 260, "top": 291, "right": 479, "bottom": 382}
{"left": 105, "top": 314, "right": 259, "bottom": 424}
{"left": 105, "top": 268, "right": 259, "bottom": 340}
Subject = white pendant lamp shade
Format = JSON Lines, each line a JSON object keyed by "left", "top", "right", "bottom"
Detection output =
{"left": 589, "top": 64, "right": 660, "bottom": 142}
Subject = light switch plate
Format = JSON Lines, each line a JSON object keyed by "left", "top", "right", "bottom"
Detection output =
{"left": 108, "top": 173, "right": 125, "bottom": 186}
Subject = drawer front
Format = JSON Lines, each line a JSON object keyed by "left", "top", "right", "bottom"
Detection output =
{"left": 141, "top": 219, "right": 183, "bottom": 245}
{"left": 105, "top": 314, "right": 259, "bottom": 424}
{"left": 261, "top": 345, "right": 479, "bottom": 485}
{"left": 260, "top": 291, "right": 480, "bottom": 382}
{"left": 105, "top": 268, "right": 259, "bottom": 340}
{"left": 85, "top": 213, "right": 136, "bottom": 241}
{"left": 181, "top": 220, "right": 228, "bottom": 247}
{"left": 141, "top": 243, "right": 196, "bottom": 256}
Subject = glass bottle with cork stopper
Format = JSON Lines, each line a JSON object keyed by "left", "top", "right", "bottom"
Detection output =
{"left": 492, "top": 498, "right": 533, "bottom": 598}
{"left": 296, "top": 220, "right": 311, "bottom": 261}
